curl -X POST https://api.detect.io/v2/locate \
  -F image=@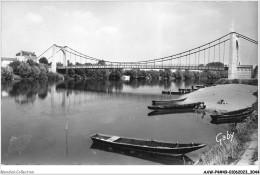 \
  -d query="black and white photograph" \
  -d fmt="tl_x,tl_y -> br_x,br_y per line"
1,1 -> 259,174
